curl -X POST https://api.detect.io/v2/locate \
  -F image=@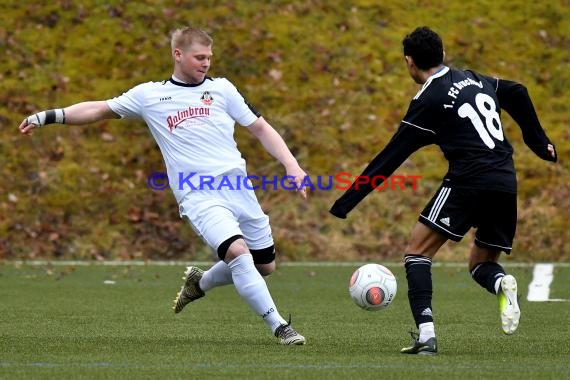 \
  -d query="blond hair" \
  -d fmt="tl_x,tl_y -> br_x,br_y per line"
171,27 -> 213,50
